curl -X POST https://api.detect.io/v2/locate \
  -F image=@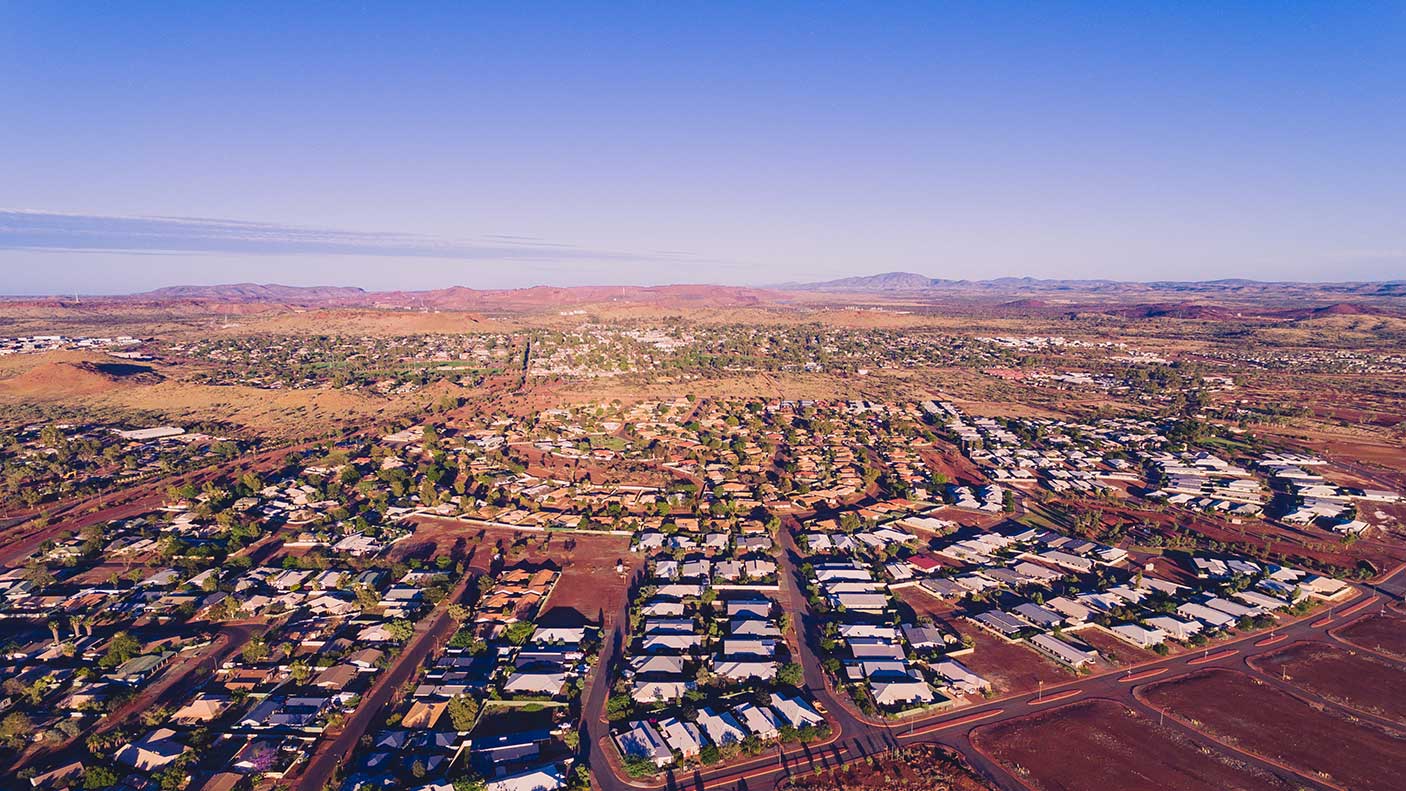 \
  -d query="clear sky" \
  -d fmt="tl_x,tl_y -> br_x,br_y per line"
2,2 -> 1403,294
